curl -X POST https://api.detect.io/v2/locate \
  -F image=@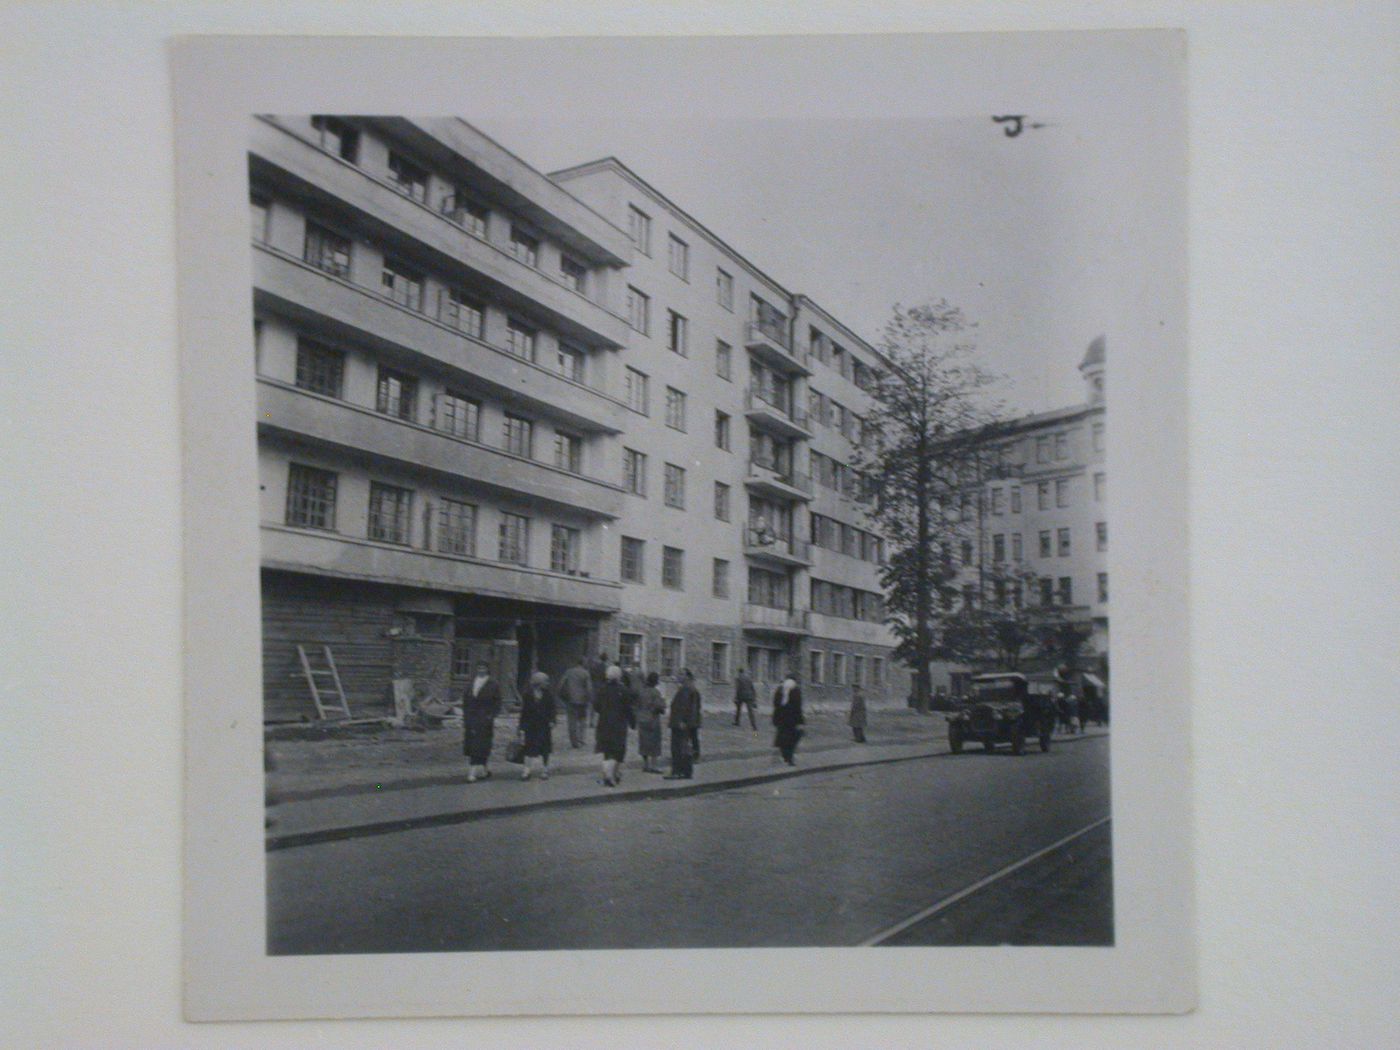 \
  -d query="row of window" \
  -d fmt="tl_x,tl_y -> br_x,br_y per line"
625,204 -> 738,314
810,579 -> 886,622
807,327 -> 879,391
975,473 -> 1106,519
808,649 -> 886,689
955,521 -> 1107,566
283,463 -> 584,572
964,572 -> 1108,608
807,388 -> 866,443
1026,423 -> 1105,464
619,538 -> 803,608
811,450 -> 874,502
809,513 -> 885,564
